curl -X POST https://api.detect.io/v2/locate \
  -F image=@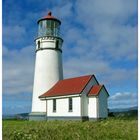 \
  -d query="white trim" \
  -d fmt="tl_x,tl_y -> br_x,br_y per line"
96,97 -> 99,118
40,94 -> 81,100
